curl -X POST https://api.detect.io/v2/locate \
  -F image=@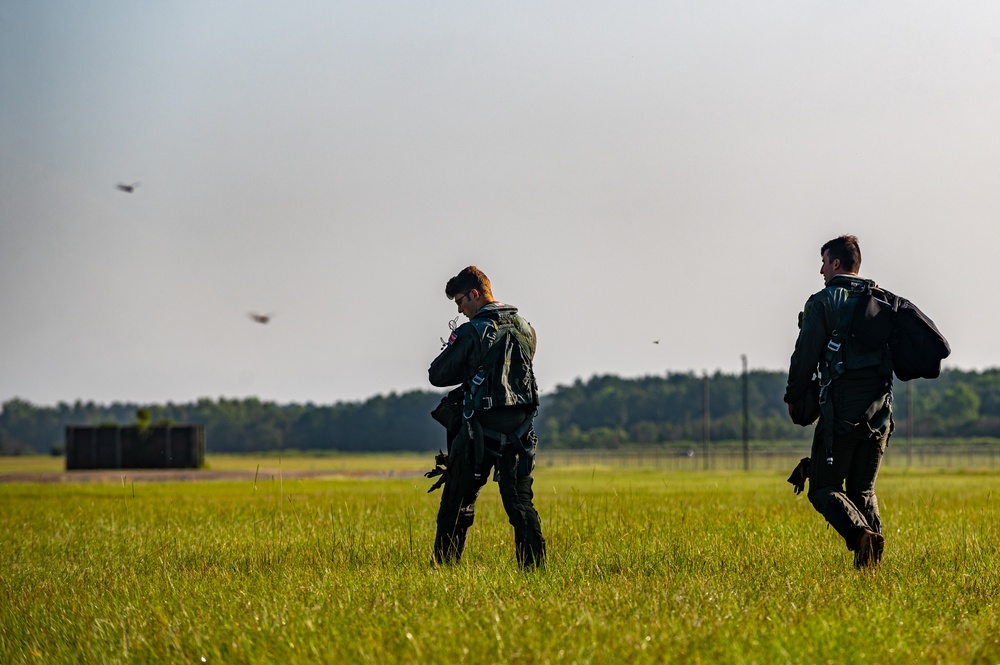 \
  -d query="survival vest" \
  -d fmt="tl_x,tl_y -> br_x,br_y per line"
819,277 -> 888,384
814,275 -> 950,464
464,305 -> 539,413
